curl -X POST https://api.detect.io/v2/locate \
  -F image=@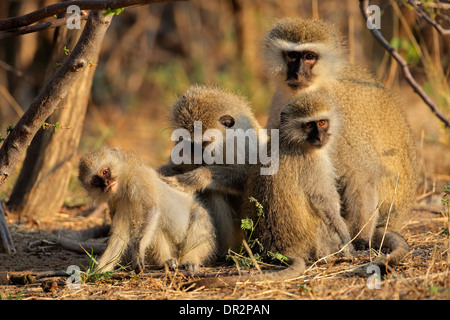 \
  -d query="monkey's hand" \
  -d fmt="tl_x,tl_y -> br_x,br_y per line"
339,241 -> 356,257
